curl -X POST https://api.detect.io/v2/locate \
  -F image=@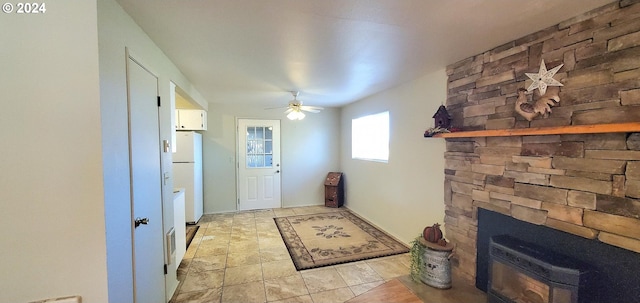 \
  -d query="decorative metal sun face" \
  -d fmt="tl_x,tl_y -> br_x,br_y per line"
525,59 -> 564,95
